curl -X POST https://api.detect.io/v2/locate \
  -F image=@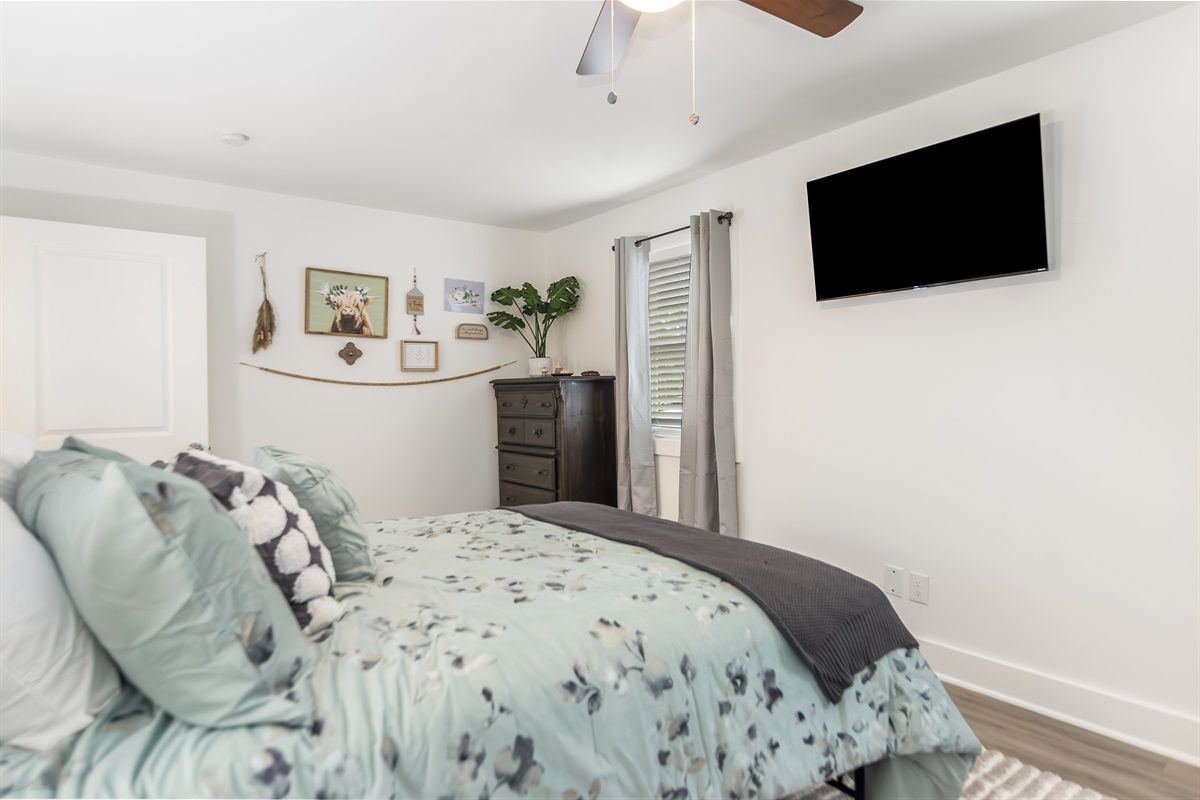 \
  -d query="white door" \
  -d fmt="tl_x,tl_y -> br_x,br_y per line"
1,216 -> 208,462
